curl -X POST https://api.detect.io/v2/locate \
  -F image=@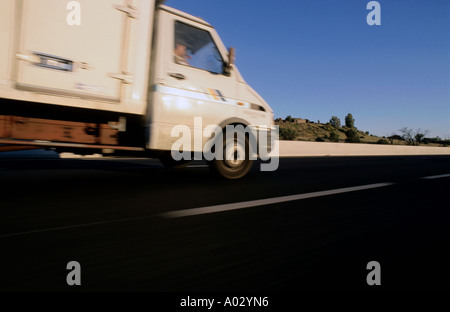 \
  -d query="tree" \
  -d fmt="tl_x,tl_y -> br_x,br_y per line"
285,115 -> 294,122
423,136 -> 442,145
399,127 -> 415,145
345,113 -> 355,128
388,133 -> 404,144
399,127 -> 430,146
345,128 -> 360,143
329,116 -> 341,128
414,131 -> 428,145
